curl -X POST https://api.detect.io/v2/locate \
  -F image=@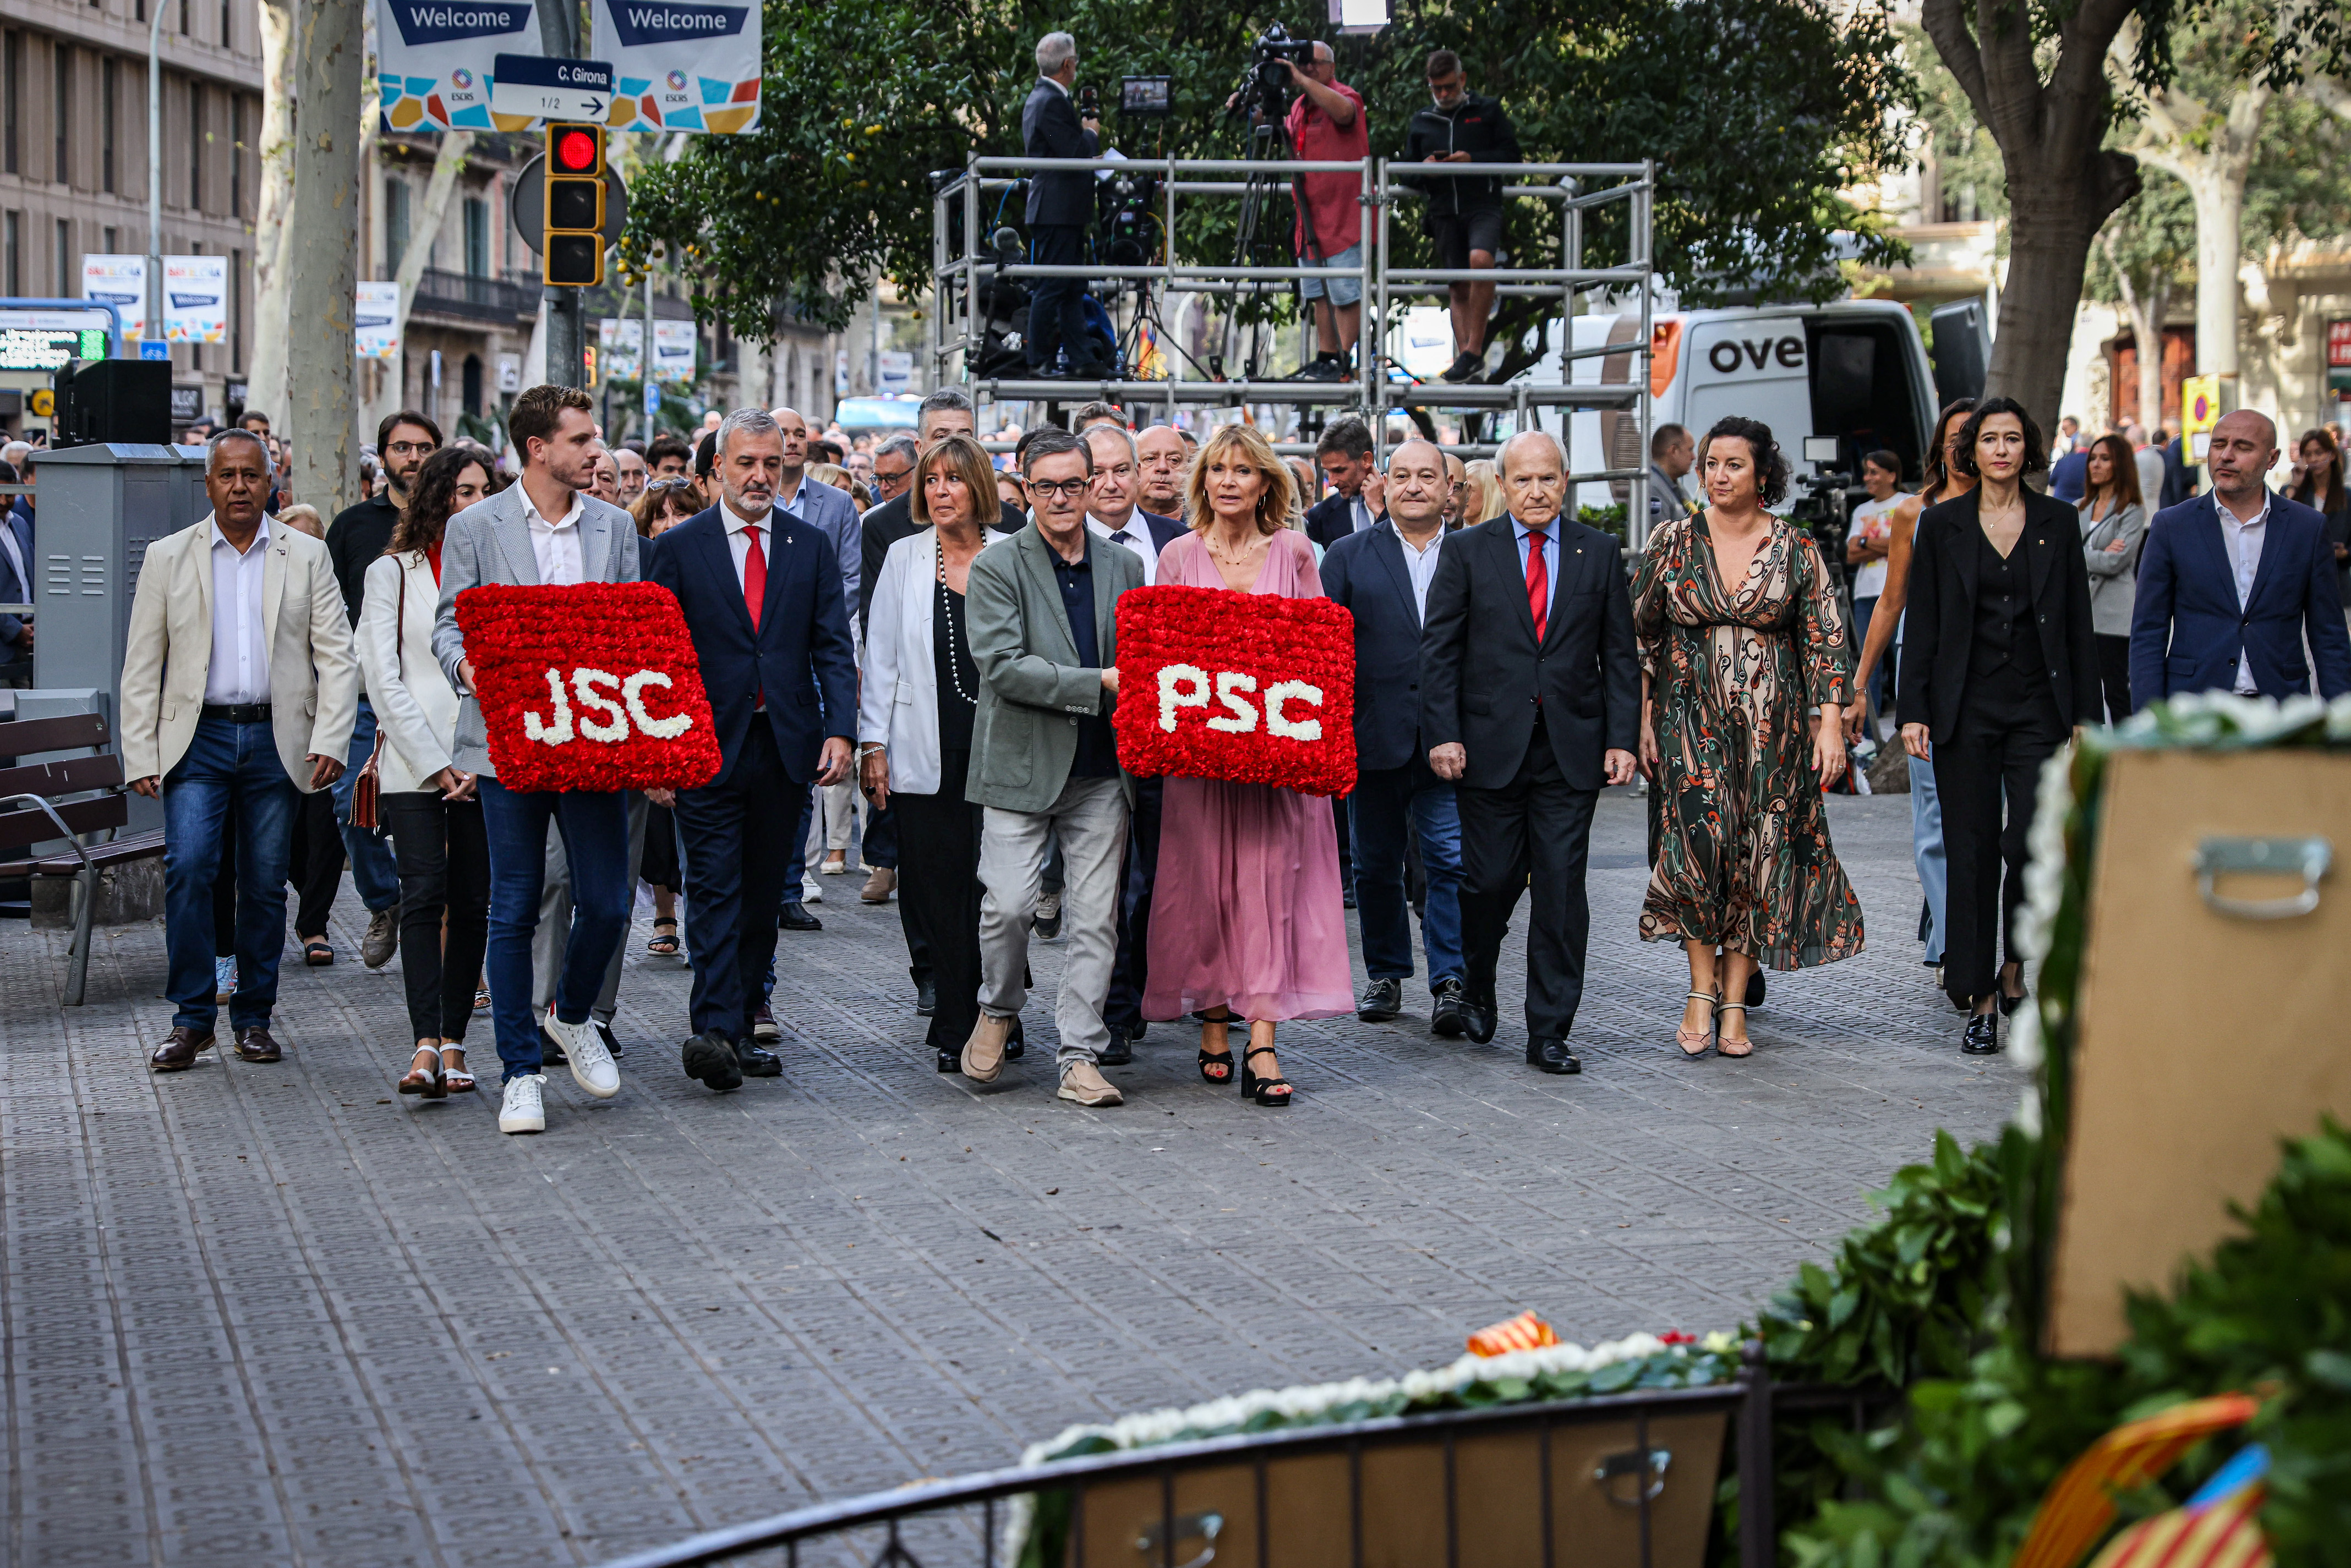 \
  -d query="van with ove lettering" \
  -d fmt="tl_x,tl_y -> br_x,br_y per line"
1511,299 -> 1939,520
